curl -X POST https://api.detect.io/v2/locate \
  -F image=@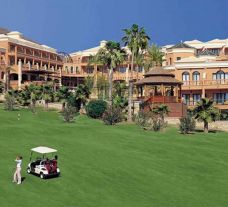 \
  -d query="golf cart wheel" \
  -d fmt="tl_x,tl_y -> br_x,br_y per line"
27,168 -> 31,174
40,173 -> 45,179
